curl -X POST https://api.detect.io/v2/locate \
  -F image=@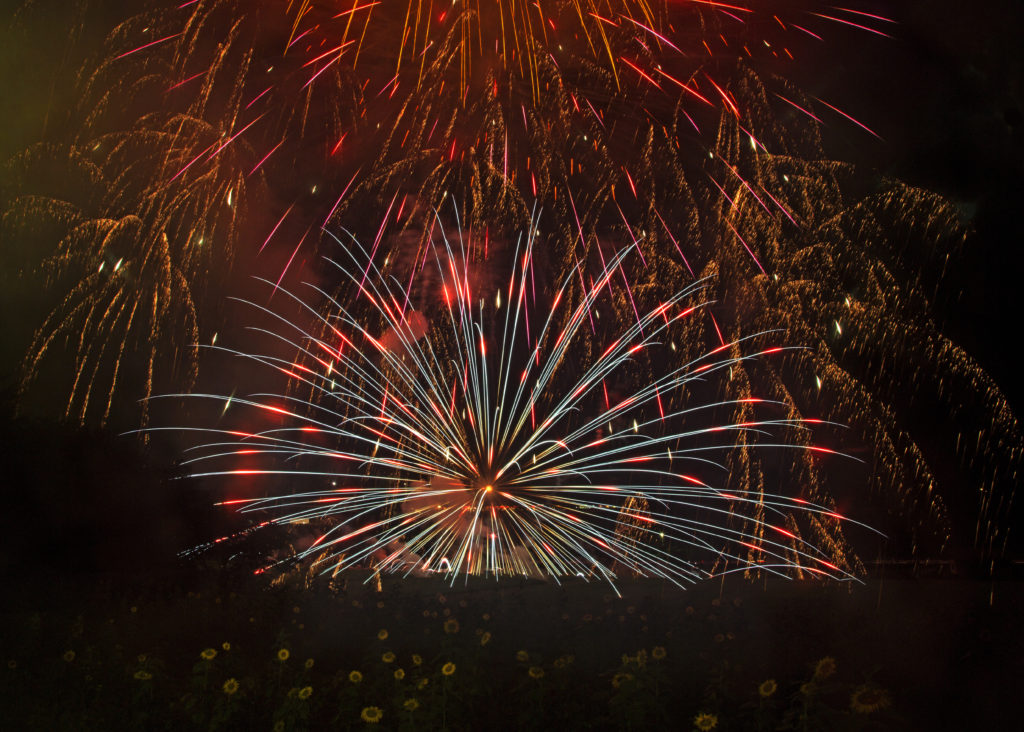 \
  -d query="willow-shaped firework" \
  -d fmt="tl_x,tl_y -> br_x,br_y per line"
166,213 -> 869,590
